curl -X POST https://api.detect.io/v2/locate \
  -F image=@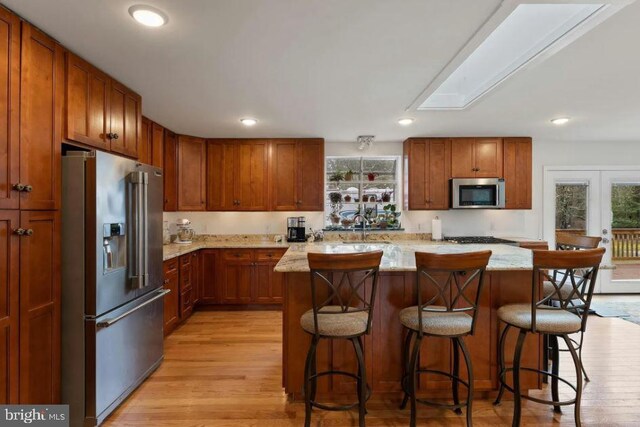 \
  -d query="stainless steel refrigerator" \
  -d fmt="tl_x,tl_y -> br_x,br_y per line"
61,150 -> 166,427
